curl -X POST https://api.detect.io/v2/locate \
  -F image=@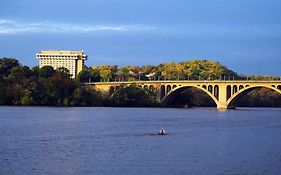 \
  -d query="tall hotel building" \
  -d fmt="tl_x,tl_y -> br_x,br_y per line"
36,50 -> 87,78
